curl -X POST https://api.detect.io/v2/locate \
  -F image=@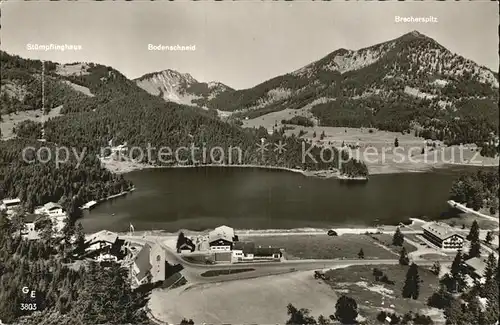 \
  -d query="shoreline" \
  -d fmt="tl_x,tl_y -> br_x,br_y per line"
100,156 -> 498,179
115,219 -> 426,238
99,157 -> 369,180
80,187 -> 135,210
368,161 -> 499,175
